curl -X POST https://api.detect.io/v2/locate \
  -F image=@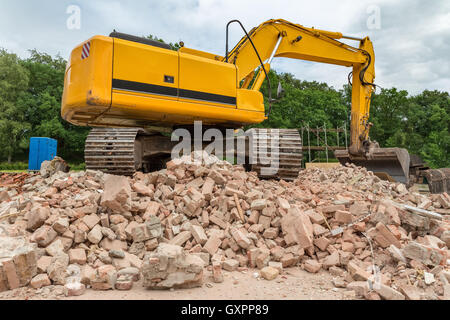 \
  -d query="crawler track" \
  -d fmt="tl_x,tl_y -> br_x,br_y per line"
248,128 -> 303,181
84,128 -> 141,176
85,127 -> 304,181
